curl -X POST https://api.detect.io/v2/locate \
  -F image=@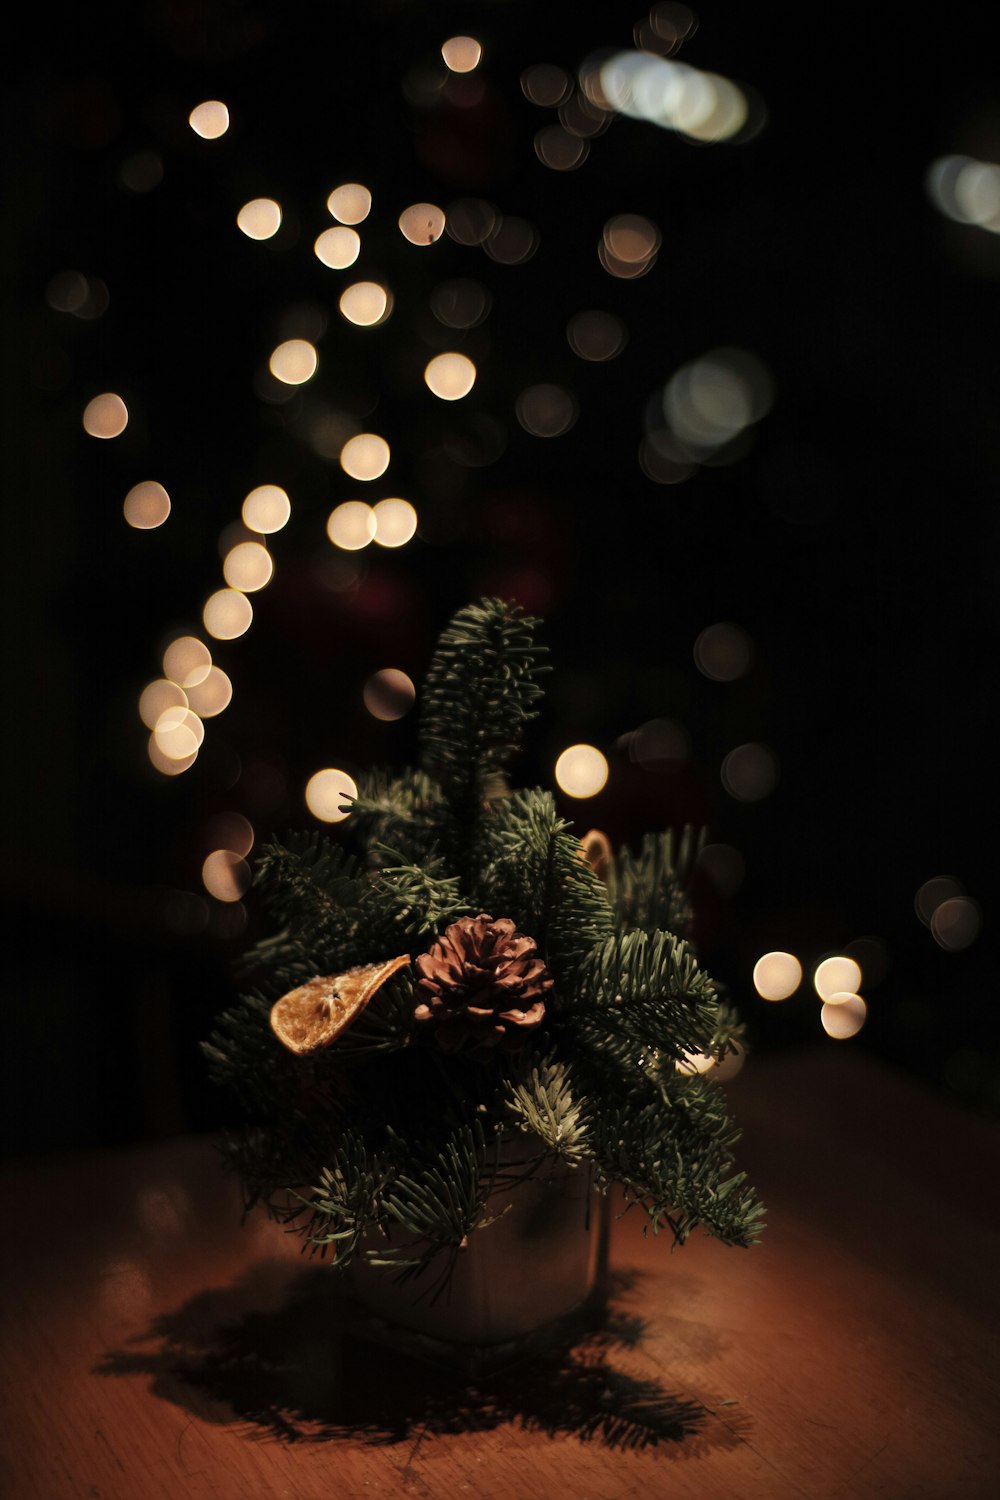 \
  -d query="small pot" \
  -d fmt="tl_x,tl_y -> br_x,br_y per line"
349,1151 -> 608,1370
